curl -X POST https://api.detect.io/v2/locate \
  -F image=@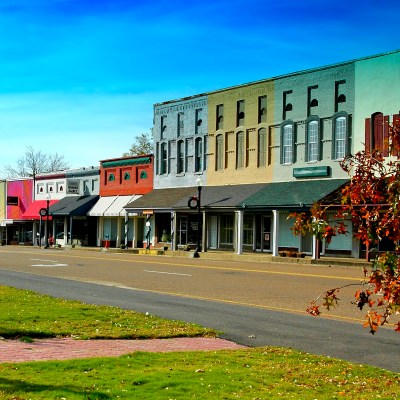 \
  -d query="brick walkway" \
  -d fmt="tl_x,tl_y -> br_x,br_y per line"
0,337 -> 247,363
